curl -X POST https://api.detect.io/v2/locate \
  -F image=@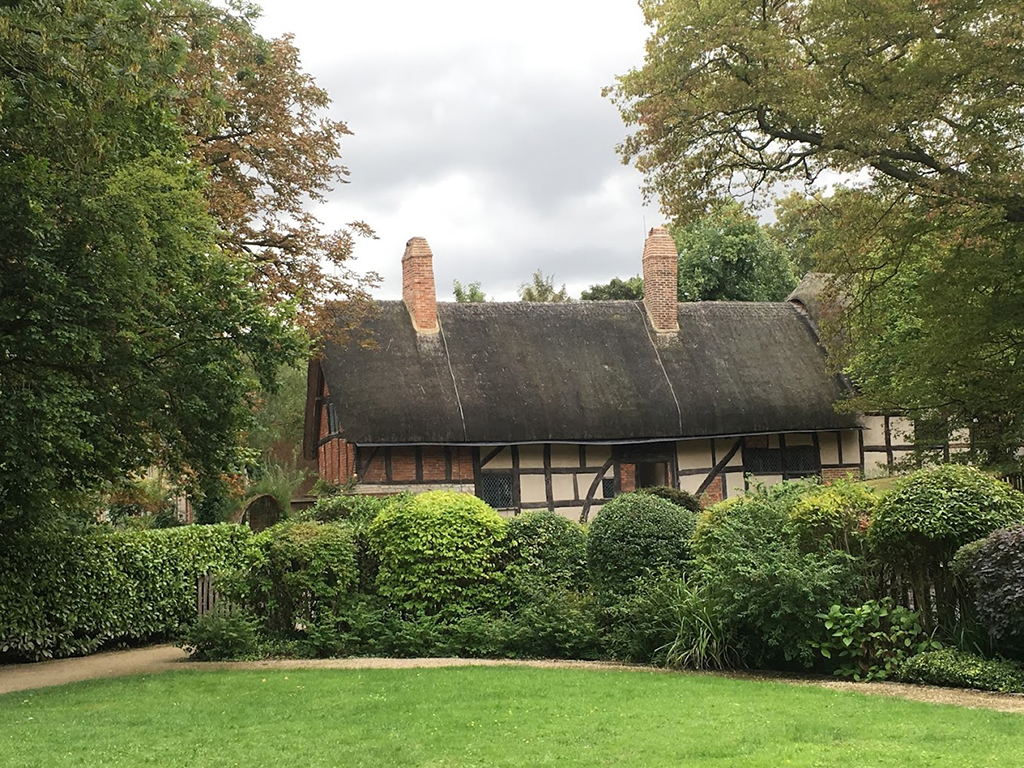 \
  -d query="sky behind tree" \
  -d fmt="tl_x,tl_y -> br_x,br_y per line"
253,0 -> 652,300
